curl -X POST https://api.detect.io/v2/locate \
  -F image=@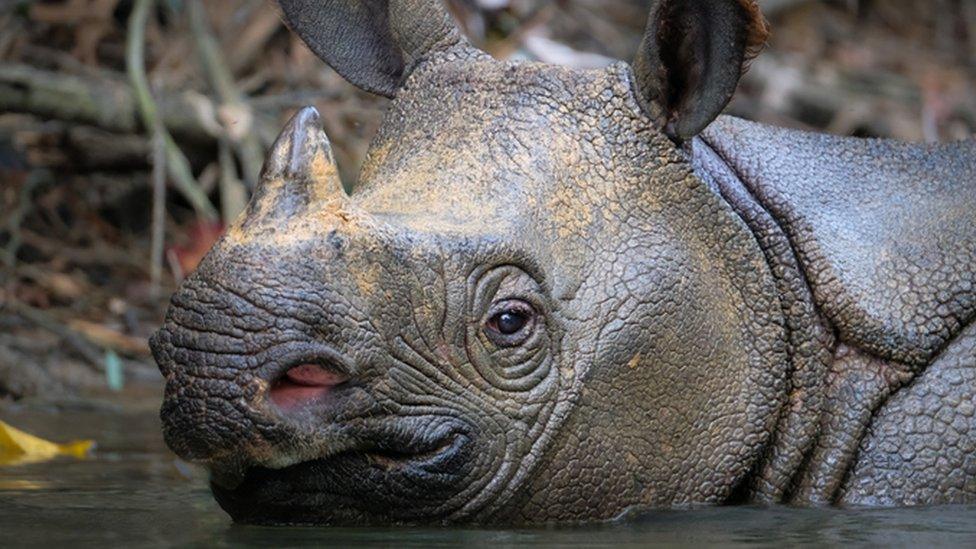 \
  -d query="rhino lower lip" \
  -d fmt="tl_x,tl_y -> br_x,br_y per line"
210,428 -> 470,496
